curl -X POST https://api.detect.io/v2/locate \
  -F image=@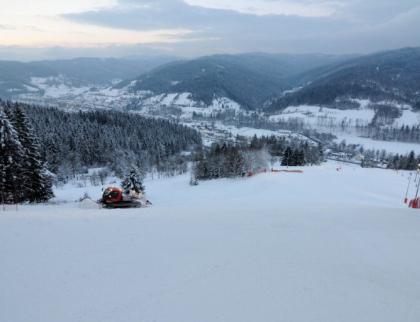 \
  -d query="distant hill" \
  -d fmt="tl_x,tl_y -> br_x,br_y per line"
120,53 -> 354,110
4,49 -> 418,114
0,56 -> 178,98
266,47 -> 420,112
